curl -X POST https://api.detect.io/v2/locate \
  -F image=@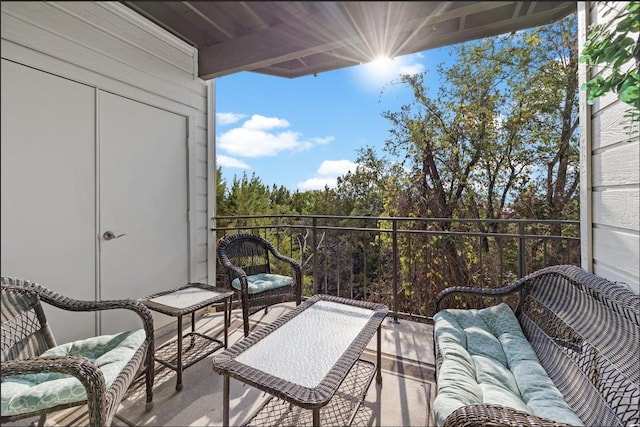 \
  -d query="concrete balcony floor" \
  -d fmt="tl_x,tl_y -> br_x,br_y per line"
8,302 -> 437,426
